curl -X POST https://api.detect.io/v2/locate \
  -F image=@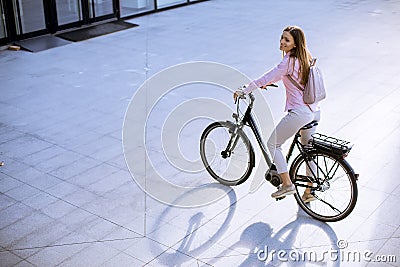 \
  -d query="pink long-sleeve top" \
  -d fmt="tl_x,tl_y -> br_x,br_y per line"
243,53 -> 319,112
